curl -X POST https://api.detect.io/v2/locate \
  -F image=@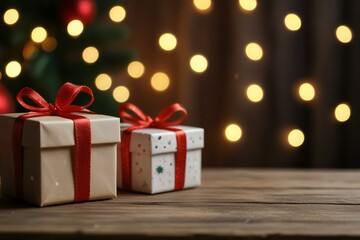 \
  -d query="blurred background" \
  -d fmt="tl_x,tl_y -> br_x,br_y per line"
1,0 -> 360,168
